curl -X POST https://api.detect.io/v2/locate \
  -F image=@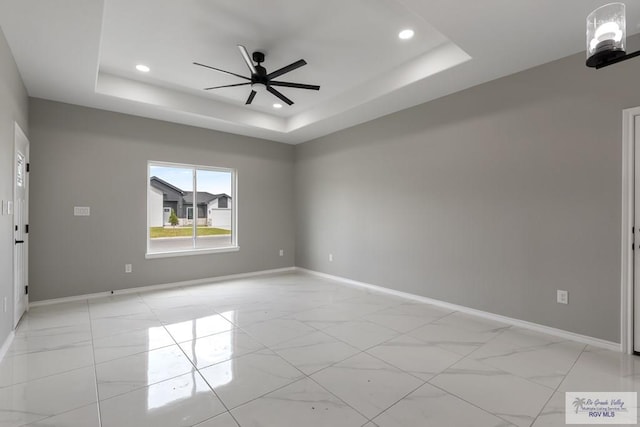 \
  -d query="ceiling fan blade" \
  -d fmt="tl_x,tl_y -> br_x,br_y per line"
205,82 -> 251,90
267,59 -> 307,80
267,86 -> 294,105
193,62 -> 250,81
237,45 -> 257,75
246,90 -> 257,105
269,81 -> 320,91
